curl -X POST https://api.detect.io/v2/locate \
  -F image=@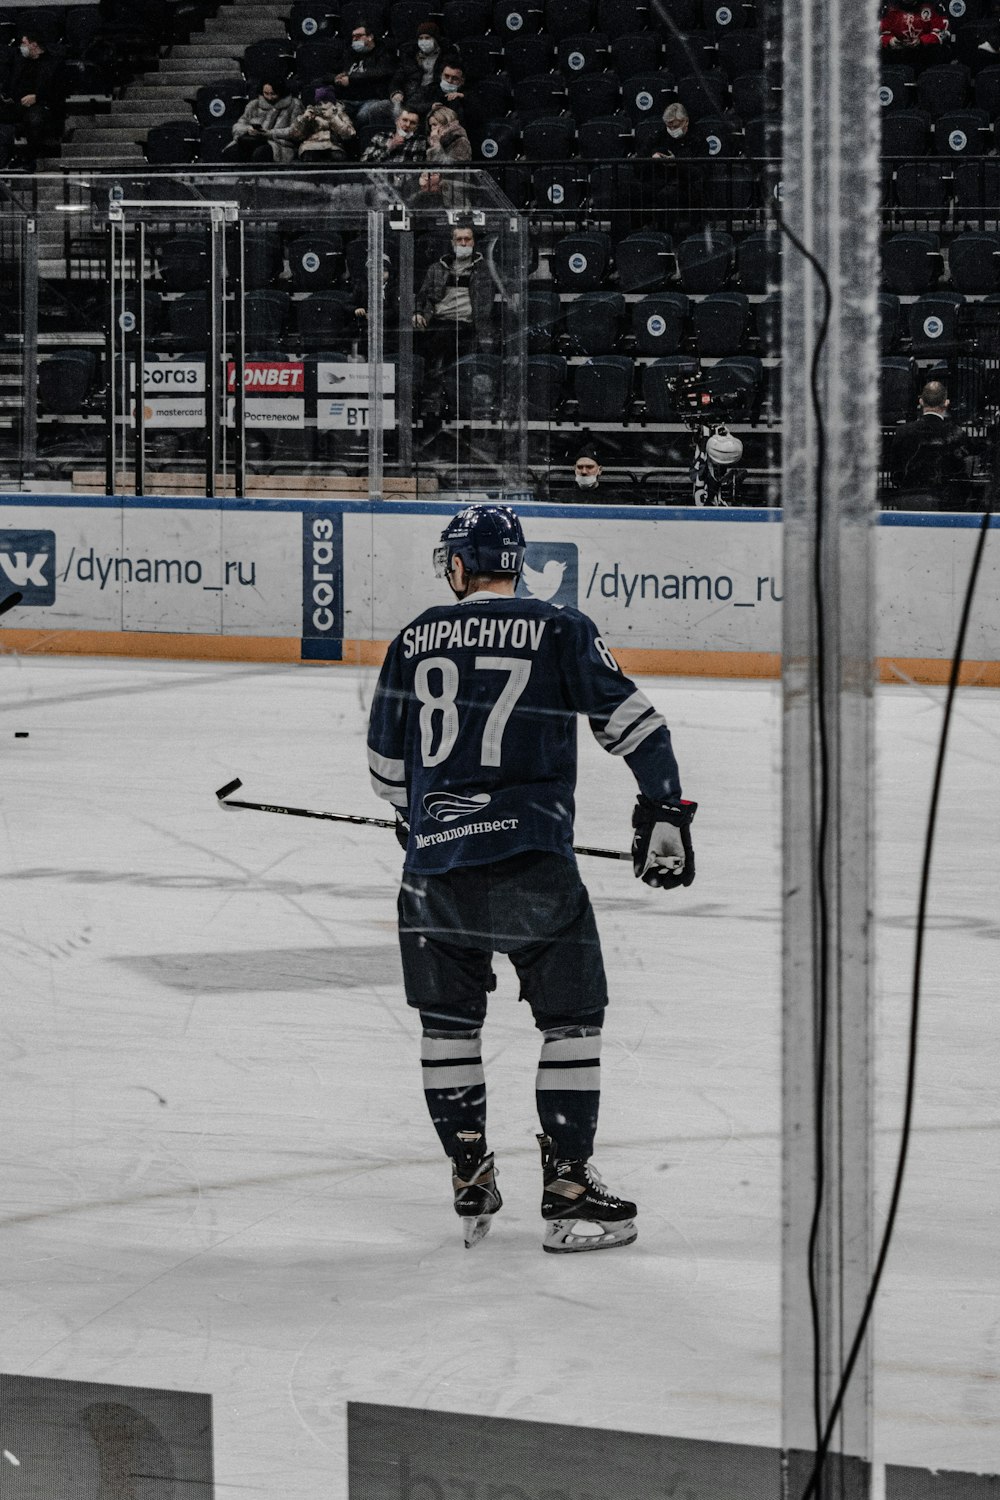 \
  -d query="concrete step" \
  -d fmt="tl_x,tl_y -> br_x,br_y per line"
72,127 -> 154,142
170,41 -> 248,56
59,141 -> 145,160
